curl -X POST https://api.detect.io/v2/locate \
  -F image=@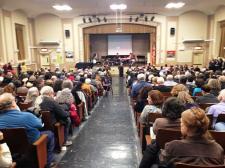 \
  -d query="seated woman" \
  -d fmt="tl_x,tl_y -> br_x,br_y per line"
170,84 -> 189,97
153,97 -> 185,136
140,90 -> 163,125
208,89 -> 225,129
160,107 -> 224,167
177,91 -> 197,110
25,87 -> 39,105
139,97 -> 185,168
208,78 -> 221,97
134,86 -> 152,113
